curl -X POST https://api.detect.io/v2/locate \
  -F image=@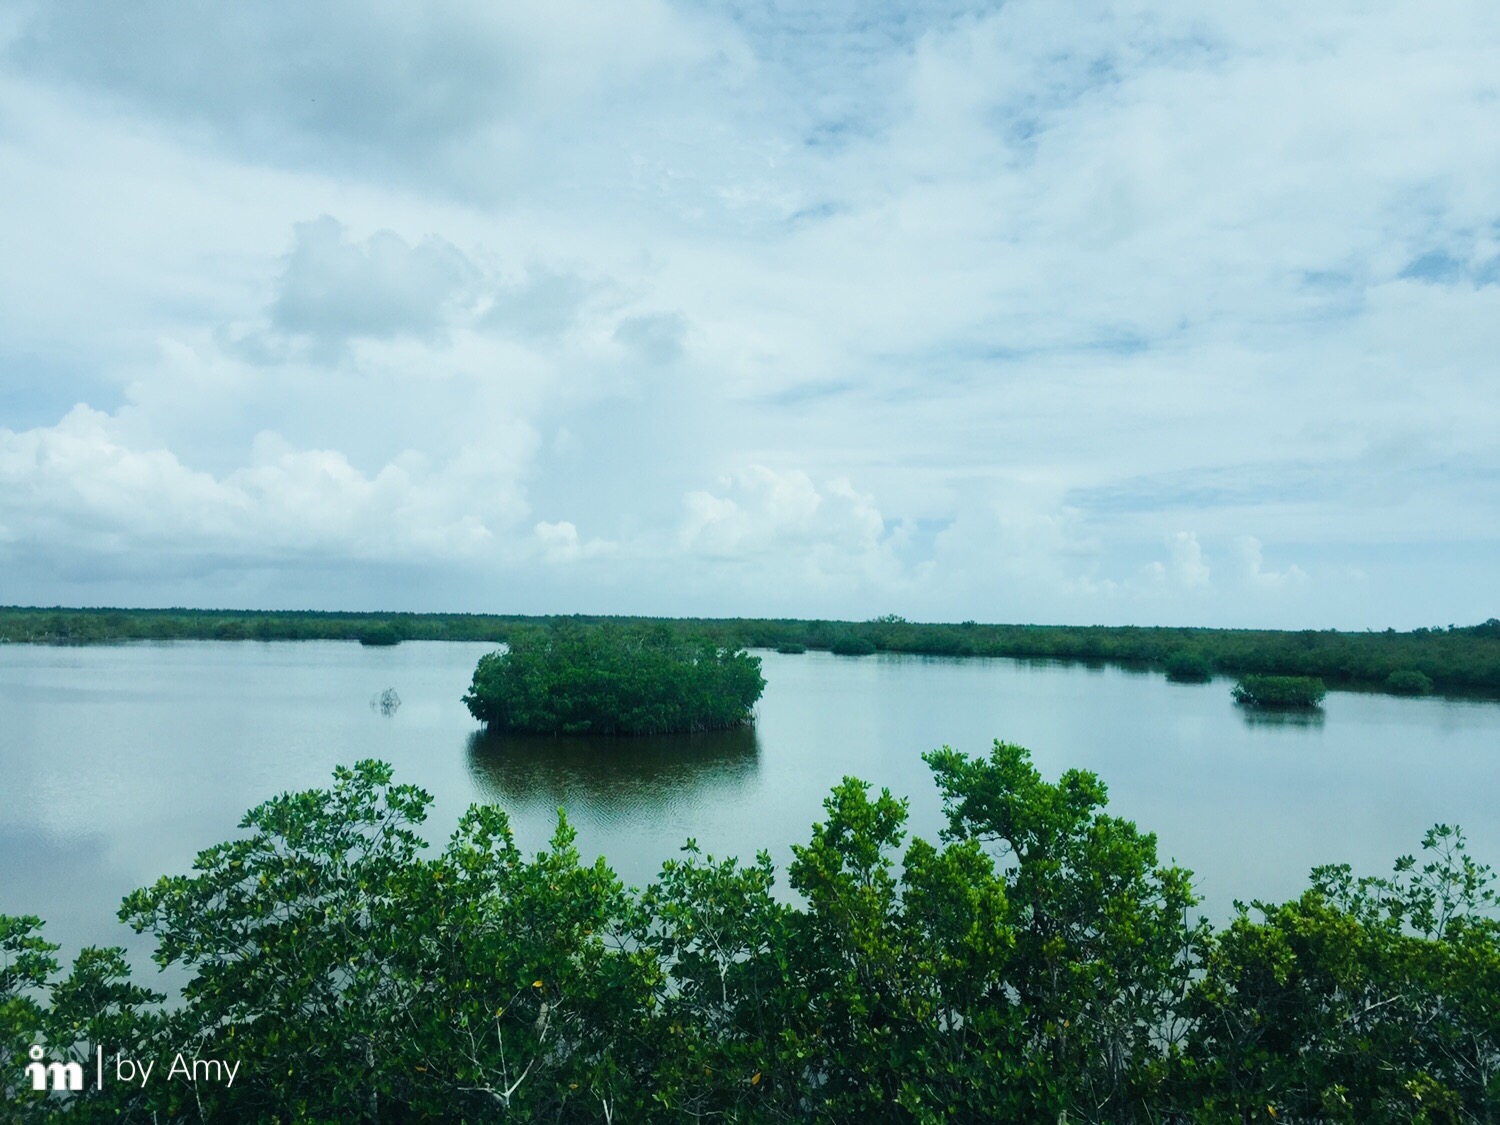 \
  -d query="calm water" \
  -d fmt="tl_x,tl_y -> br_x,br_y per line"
2,641 -> 1497,966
